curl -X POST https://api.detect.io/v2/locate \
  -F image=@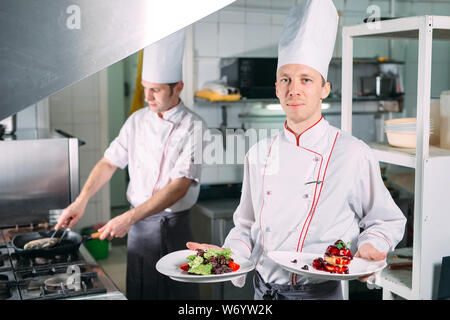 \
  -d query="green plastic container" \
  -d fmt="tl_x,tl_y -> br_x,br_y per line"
81,227 -> 109,260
